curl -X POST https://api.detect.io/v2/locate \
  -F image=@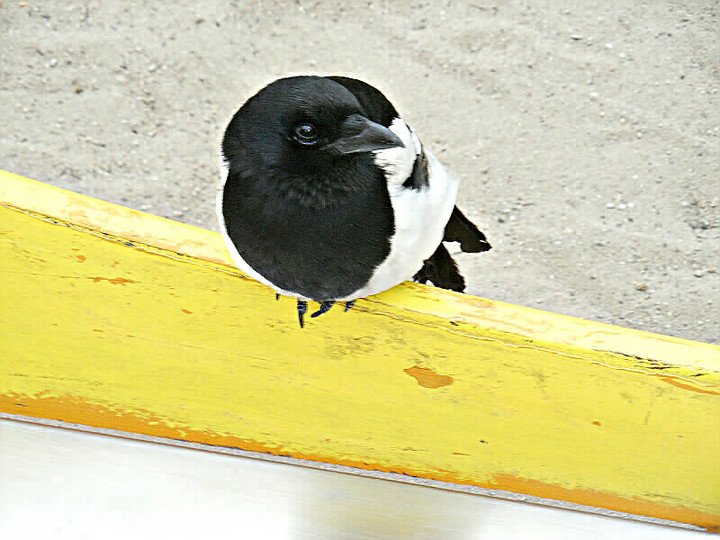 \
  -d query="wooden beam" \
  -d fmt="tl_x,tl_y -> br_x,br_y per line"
1,170 -> 718,531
